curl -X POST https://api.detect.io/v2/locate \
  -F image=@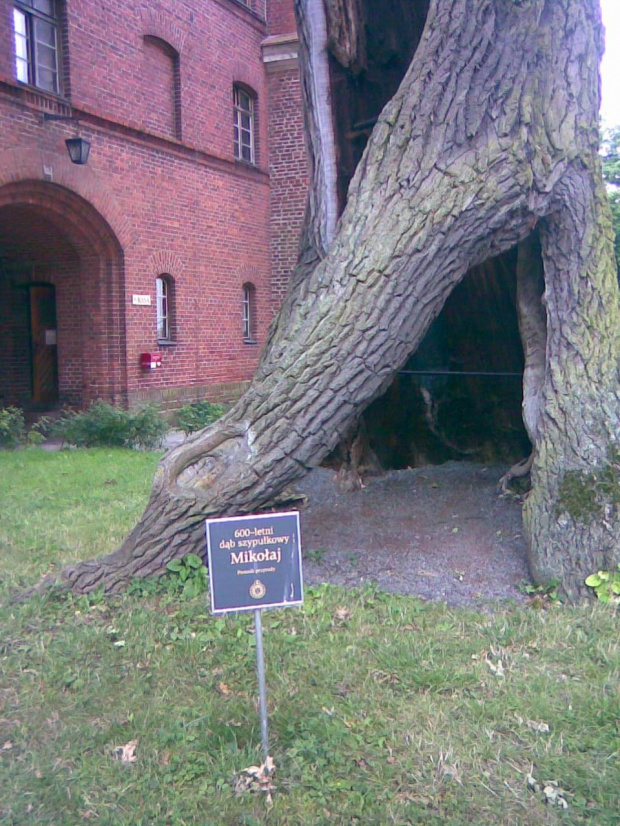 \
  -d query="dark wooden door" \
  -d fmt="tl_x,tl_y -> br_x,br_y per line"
30,285 -> 58,405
